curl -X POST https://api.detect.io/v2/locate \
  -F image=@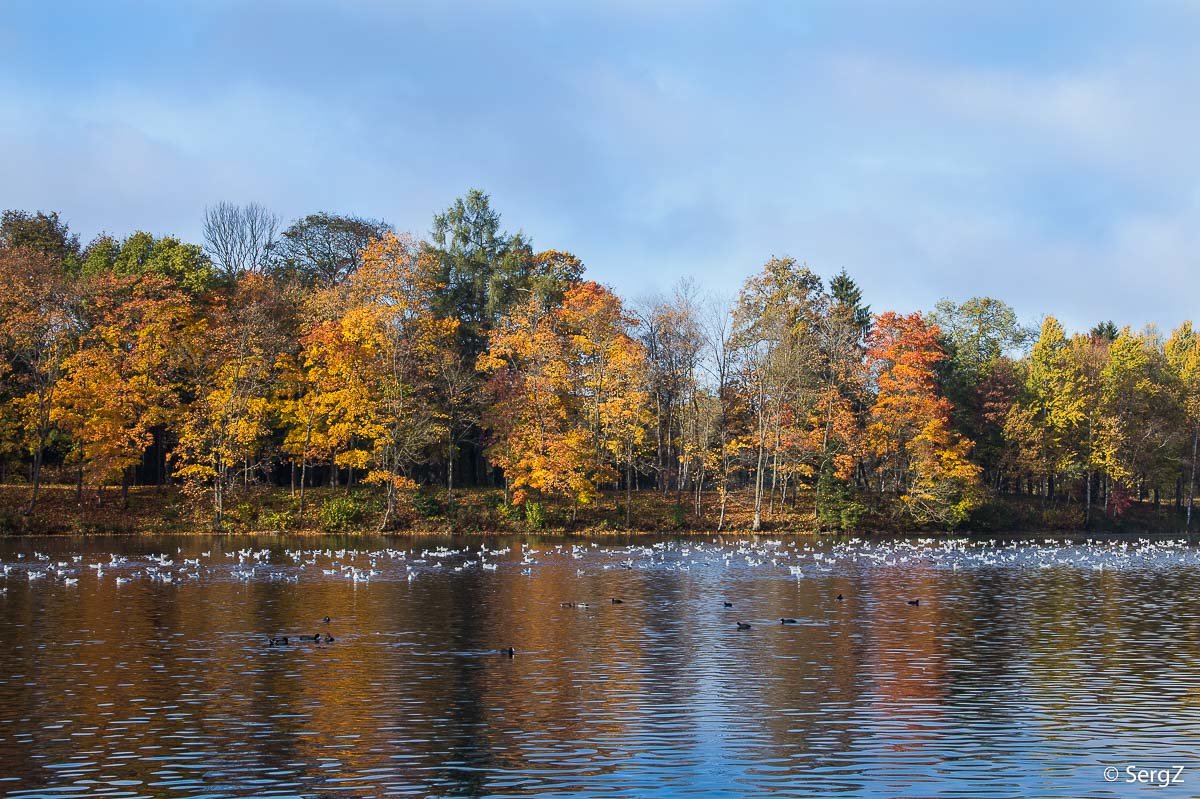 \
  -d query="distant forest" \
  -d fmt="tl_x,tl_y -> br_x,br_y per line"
1,191 -> 1197,532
